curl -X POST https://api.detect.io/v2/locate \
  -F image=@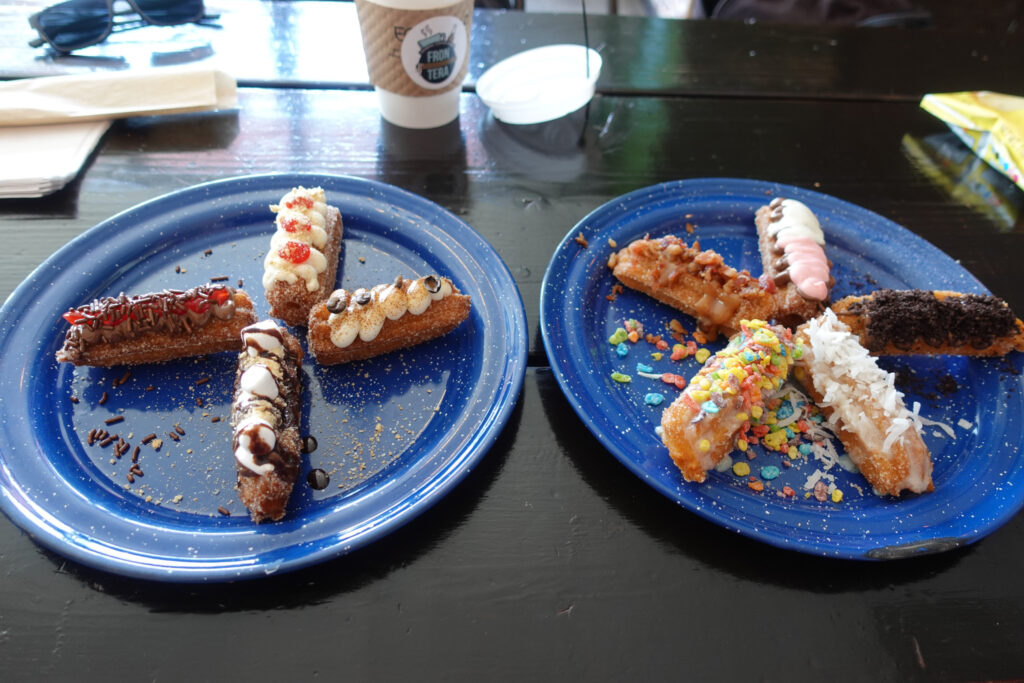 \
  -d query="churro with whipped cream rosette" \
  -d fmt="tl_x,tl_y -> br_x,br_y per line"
263,186 -> 343,327
308,274 -> 471,365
